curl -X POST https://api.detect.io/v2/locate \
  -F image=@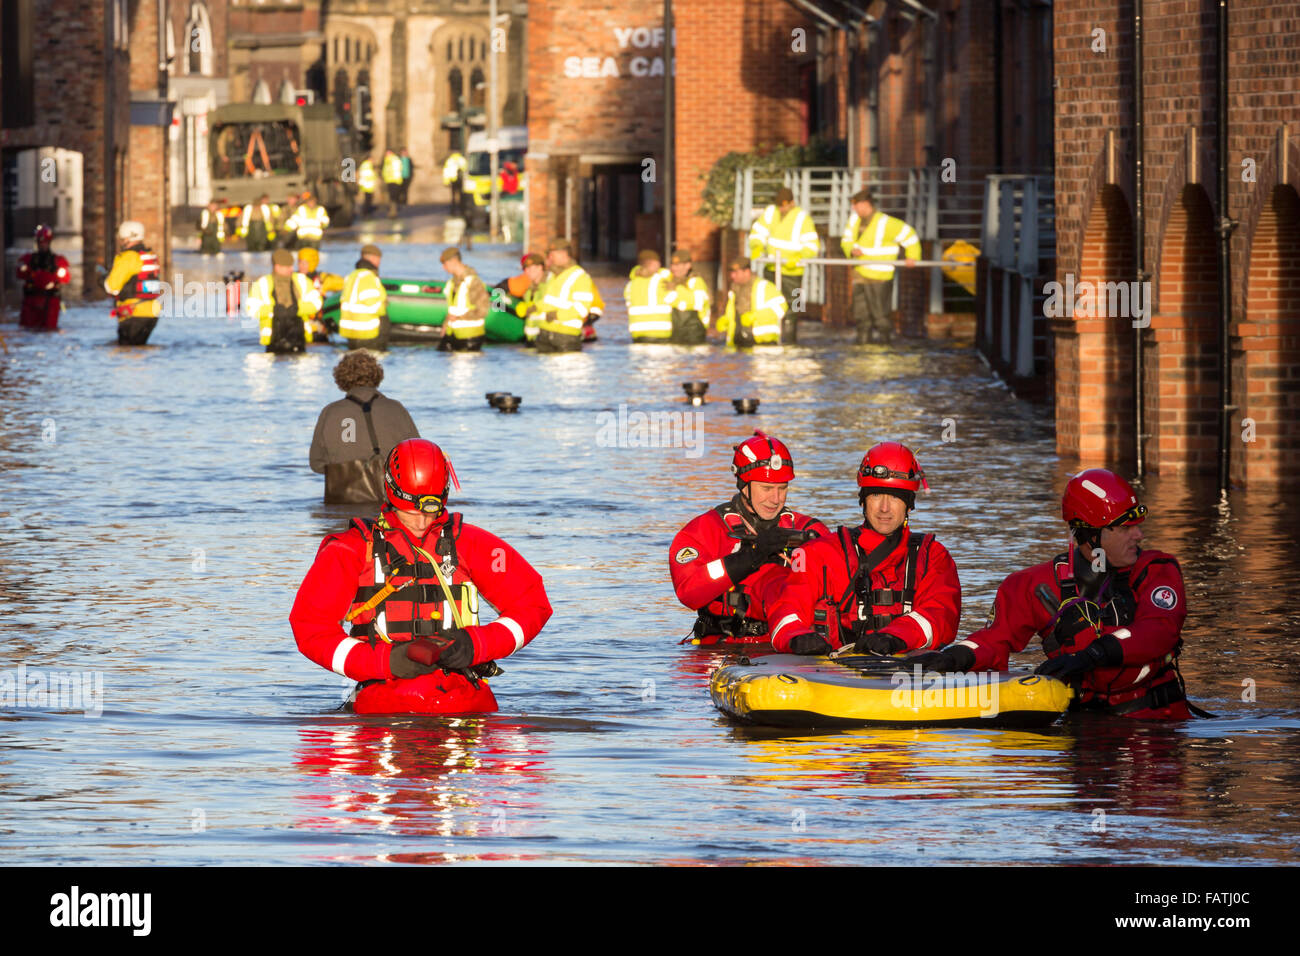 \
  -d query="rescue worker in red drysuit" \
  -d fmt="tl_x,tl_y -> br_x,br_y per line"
290,439 -> 552,709
16,225 -> 70,330
766,442 -> 961,656
670,432 -> 830,645
912,469 -> 1196,720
